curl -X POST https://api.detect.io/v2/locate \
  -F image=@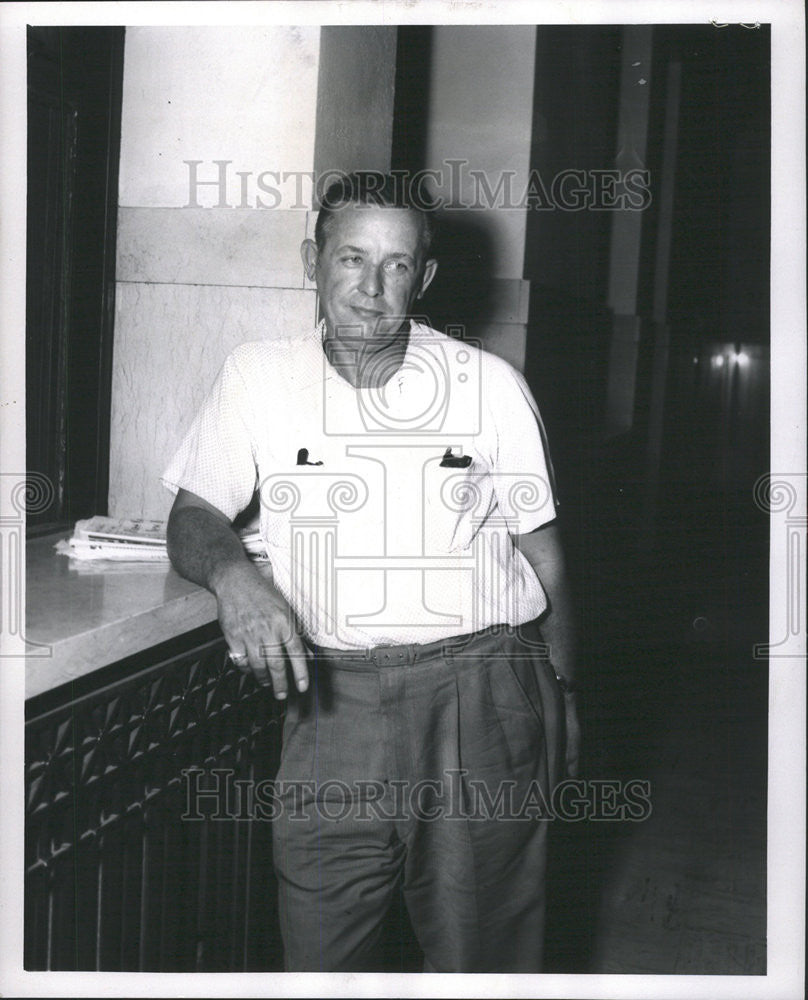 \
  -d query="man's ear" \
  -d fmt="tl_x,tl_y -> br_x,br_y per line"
300,239 -> 318,280
417,258 -> 438,299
